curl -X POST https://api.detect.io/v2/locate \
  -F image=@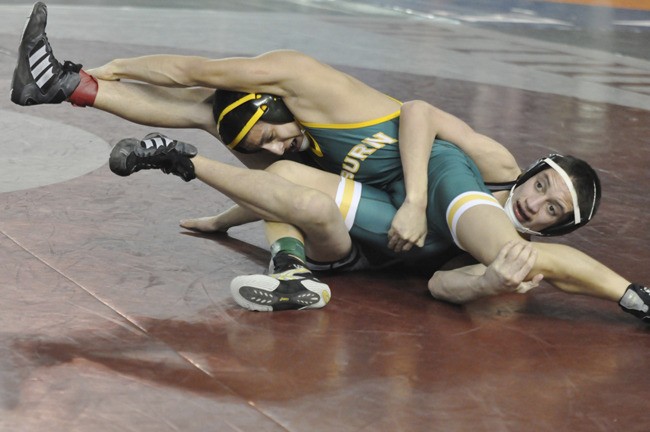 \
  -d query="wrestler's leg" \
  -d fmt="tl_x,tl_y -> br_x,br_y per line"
11,3 -> 219,136
195,156 -> 343,311
113,133 -> 352,310
191,155 -> 351,262
181,159 -> 344,233
229,220 -> 332,311
180,204 -> 258,233
93,80 -> 219,136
